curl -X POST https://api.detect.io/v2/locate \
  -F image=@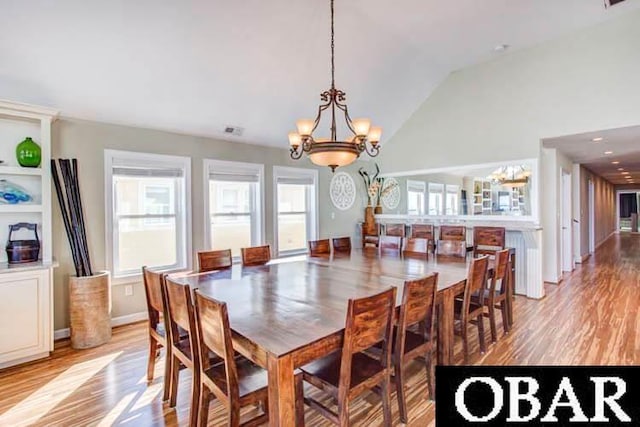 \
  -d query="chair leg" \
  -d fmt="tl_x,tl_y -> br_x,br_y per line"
381,373 -> 392,427
501,301 -> 510,334
295,374 -> 305,427
168,355 -> 180,408
162,344 -> 171,401
198,385 -> 211,427
338,398 -> 350,427
488,305 -> 498,343
189,370 -> 201,427
477,315 -> 486,354
425,352 -> 435,401
461,324 -> 469,365
395,360 -> 408,424
147,337 -> 159,382
229,404 -> 241,427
